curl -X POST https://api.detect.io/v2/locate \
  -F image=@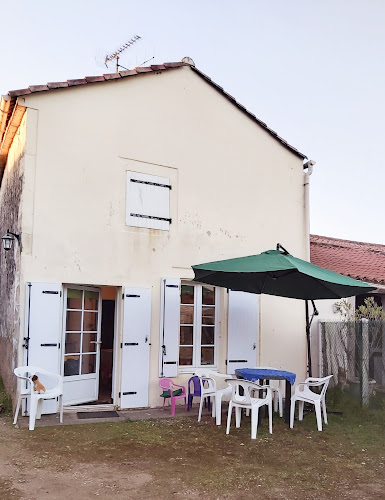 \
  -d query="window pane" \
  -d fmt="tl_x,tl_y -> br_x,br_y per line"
65,333 -> 81,353
180,305 -> 194,324
202,286 -> 215,305
67,289 -> 82,309
82,354 -> 96,374
84,291 -> 98,311
66,311 -> 81,331
180,326 -> 193,345
201,347 -> 214,365
82,333 -> 97,353
83,312 -> 98,331
201,326 -> 214,345
179,347 -> 193,366
64,356 -> 80,376
181,285 -> 194,304
202,306 -> 215,325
